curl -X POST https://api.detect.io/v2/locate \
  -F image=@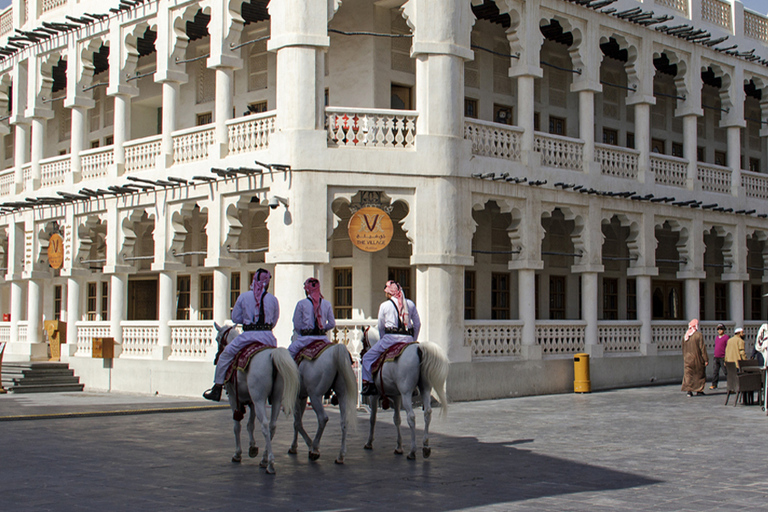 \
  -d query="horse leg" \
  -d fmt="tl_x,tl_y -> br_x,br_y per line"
232,416 -> 243,463
421,383 -> 432,458
289,399 -> 309,455
247,405 -> 259,458
263,395 -> 283,475
401,391 -> 417,460
307,393 -> 328,461
252,399 -> 275,474
393,396 -> 404,455
364,395 -> 378,450
334,380 -> 349,464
